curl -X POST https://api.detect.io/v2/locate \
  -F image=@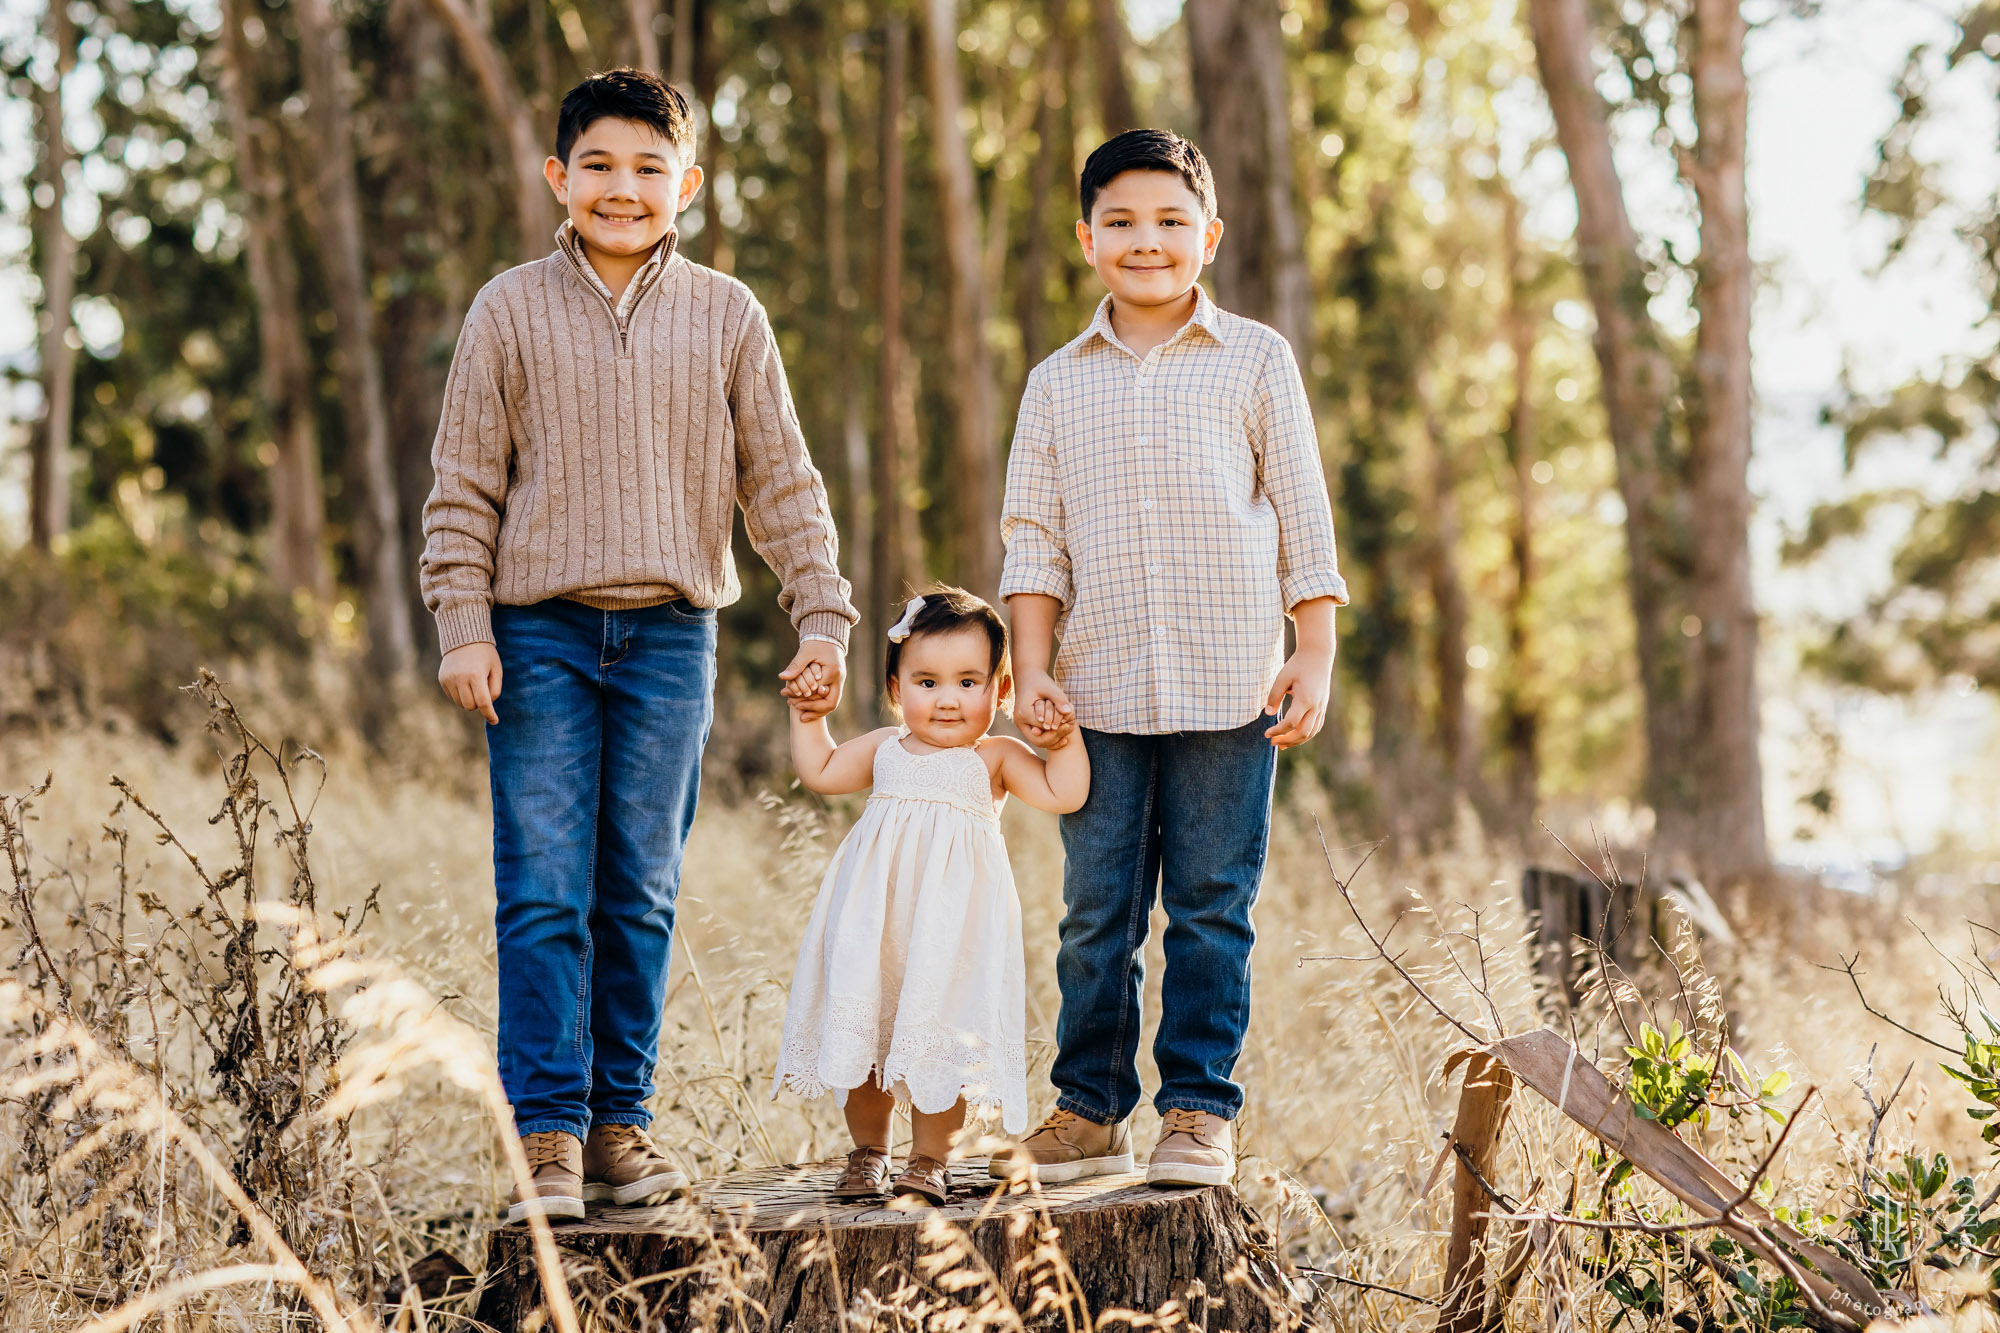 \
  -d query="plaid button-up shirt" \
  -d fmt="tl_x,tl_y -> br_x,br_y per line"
999,291 -> 1348,734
